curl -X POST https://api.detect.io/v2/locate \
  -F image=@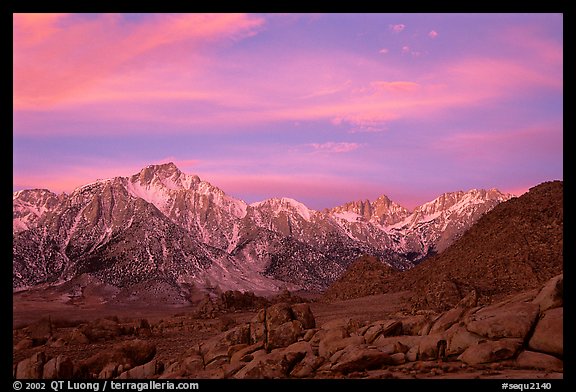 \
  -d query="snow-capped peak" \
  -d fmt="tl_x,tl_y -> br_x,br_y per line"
251,197 -> 313,221
328,194 -> 410,226
413,188 -> 511,217
125,164 -> 247,219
